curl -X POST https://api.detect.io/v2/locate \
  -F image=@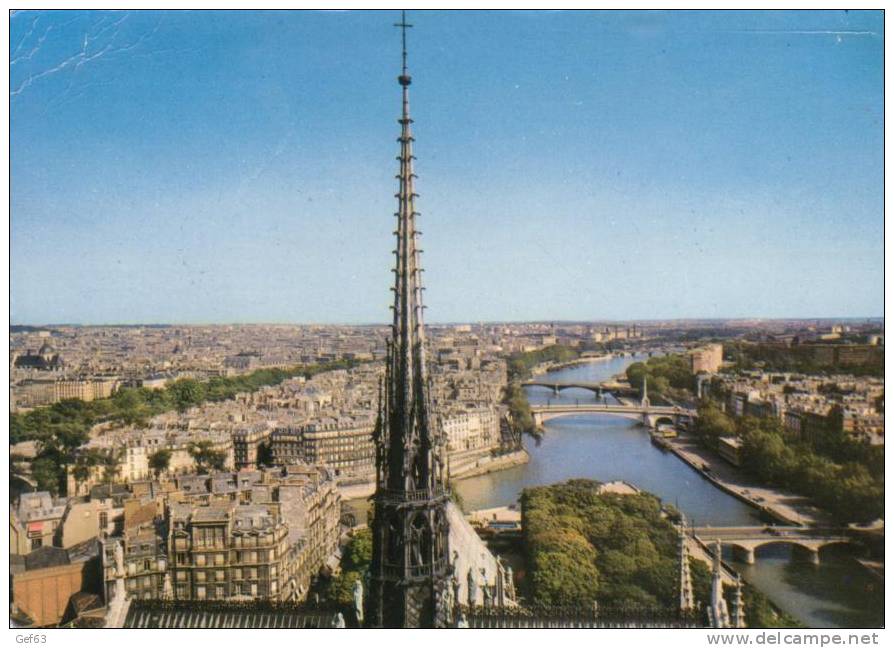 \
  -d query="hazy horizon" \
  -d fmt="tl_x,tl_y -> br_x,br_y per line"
10,315 -> 885,328
11,10 -> 884,324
